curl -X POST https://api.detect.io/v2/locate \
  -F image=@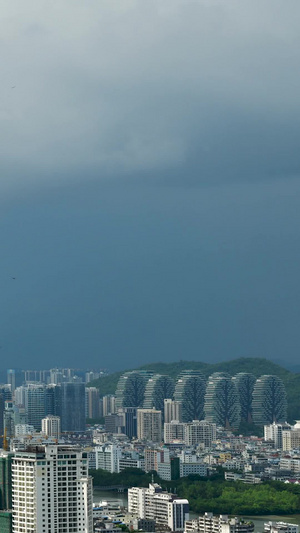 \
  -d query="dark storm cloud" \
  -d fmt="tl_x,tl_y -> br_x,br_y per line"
1,0 -> 300,193
1,1 -> 300,371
